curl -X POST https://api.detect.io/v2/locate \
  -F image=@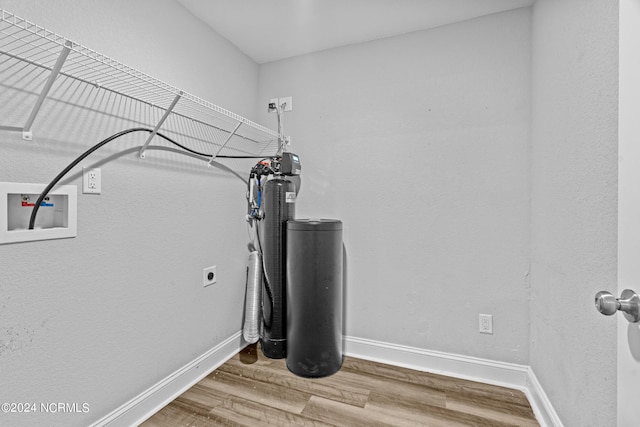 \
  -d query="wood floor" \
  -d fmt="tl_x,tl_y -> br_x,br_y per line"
142,344 -> 539,426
